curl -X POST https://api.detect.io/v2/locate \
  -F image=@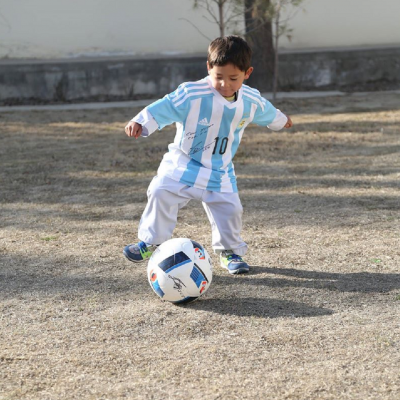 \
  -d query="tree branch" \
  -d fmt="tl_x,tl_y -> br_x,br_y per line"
179,18 -> 213,41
